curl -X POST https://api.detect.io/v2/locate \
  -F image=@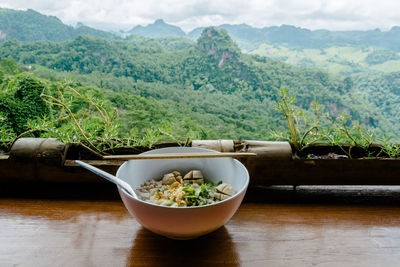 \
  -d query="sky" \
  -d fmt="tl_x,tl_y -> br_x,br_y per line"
1,0 -> 400,32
